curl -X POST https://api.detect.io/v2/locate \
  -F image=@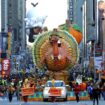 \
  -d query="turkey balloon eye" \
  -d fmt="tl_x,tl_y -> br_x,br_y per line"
58,40 -> 61,47
58,43 -> 61,47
